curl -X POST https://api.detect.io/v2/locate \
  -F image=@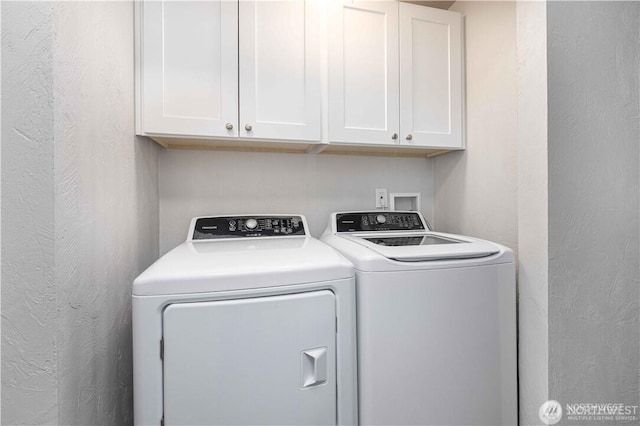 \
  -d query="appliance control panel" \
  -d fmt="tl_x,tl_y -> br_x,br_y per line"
192,216 -> 306,240
336,212 -> 426,232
